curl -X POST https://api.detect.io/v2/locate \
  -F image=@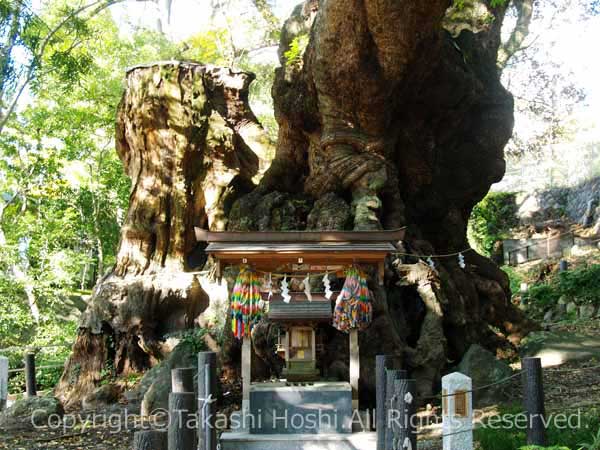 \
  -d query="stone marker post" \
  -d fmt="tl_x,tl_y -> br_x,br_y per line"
198,351 -> 217,450
522,357 -> 547,446
24,352 -> 36,397
0,356 -> 8,411
442,372 -> 473,450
